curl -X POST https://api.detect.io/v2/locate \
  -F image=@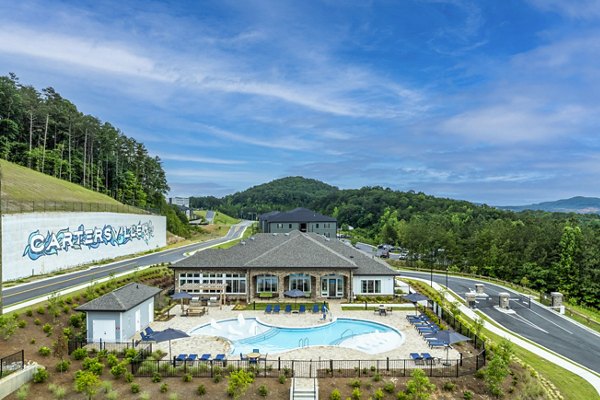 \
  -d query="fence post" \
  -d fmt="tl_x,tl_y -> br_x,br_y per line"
21,350 -> 24,370
403,359 -> 406,376
358,360 -> 361,377
476,353 -> 479,371
386,357 -> 389,372
291,360 -> 294,377
330,359 -> 333,375
456,360 -> 459,377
